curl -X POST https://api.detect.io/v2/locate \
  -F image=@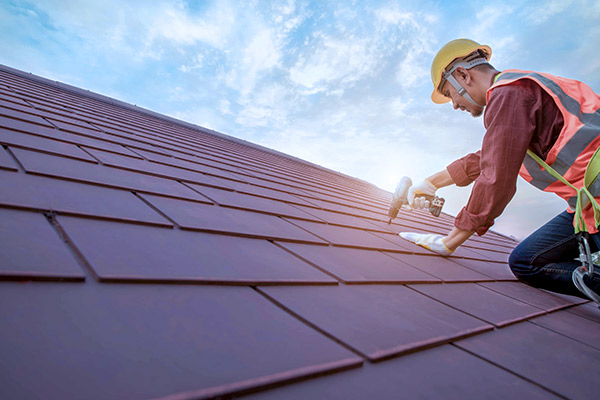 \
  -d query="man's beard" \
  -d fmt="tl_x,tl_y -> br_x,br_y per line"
470,107 -> 484,118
